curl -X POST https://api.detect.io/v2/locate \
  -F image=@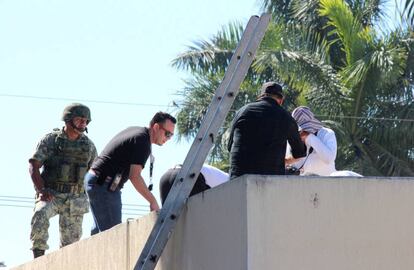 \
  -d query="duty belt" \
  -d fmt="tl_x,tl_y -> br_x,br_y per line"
89,169 -> 120,191
46,182 -> 85,194
89,169 -> 114,184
